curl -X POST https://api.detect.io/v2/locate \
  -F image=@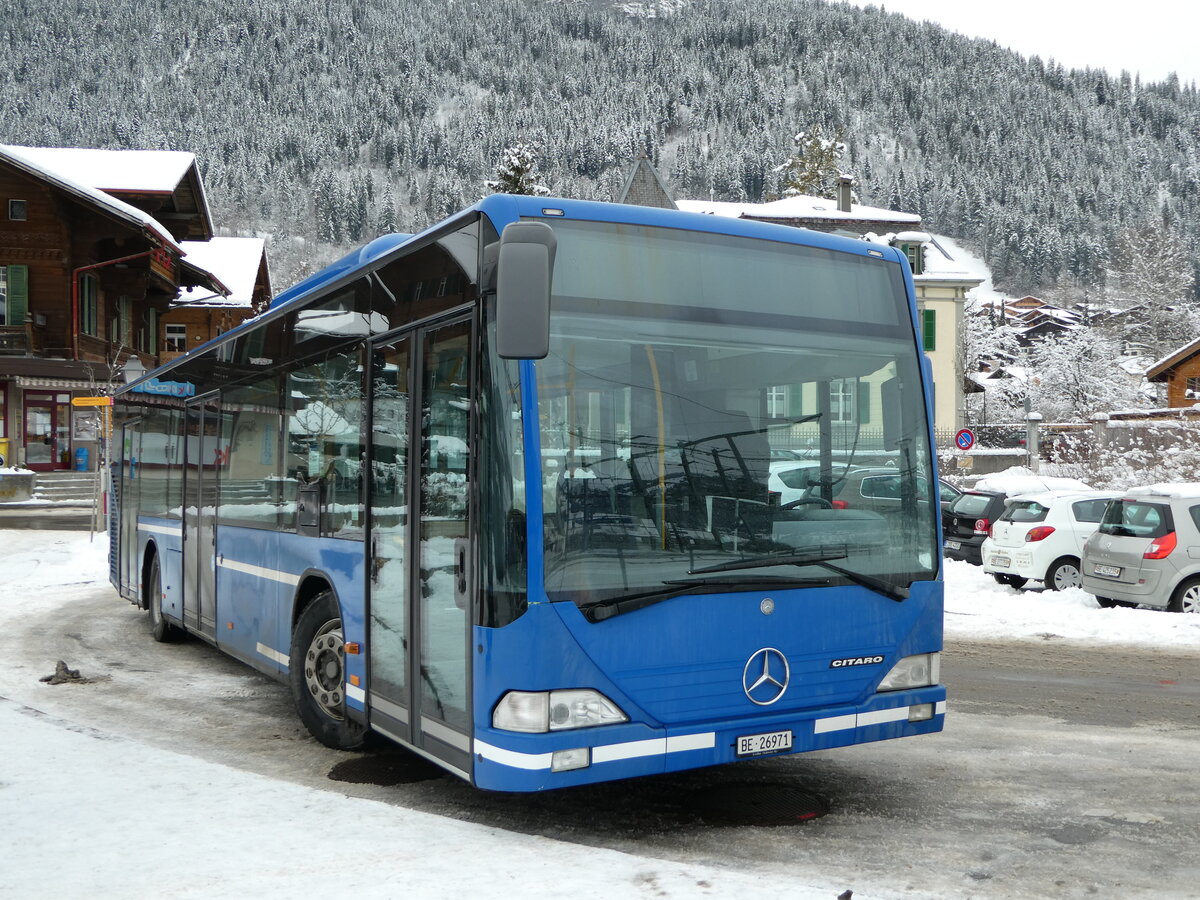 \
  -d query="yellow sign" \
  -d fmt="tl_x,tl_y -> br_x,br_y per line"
71,396 -> 113,407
